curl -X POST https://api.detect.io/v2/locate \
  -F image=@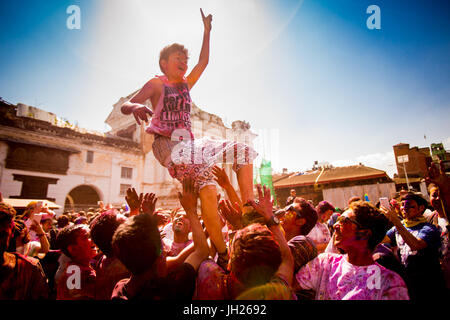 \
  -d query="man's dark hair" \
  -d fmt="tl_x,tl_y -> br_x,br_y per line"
90,212 -> 123,257
57,215 -> 70,228
56,225 -> 87,258
0,203 -> 16,254
0,202 -> 16,225
349,201 -> 390,250
7,218 -> 27,252
292,198 -> 318,235
112,213 -> 161,275
231,223 -> 281,287
316,201 -> 335,215
159,43 -> 189,73
401,192 -> 428,212
348,196 -> 361,205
